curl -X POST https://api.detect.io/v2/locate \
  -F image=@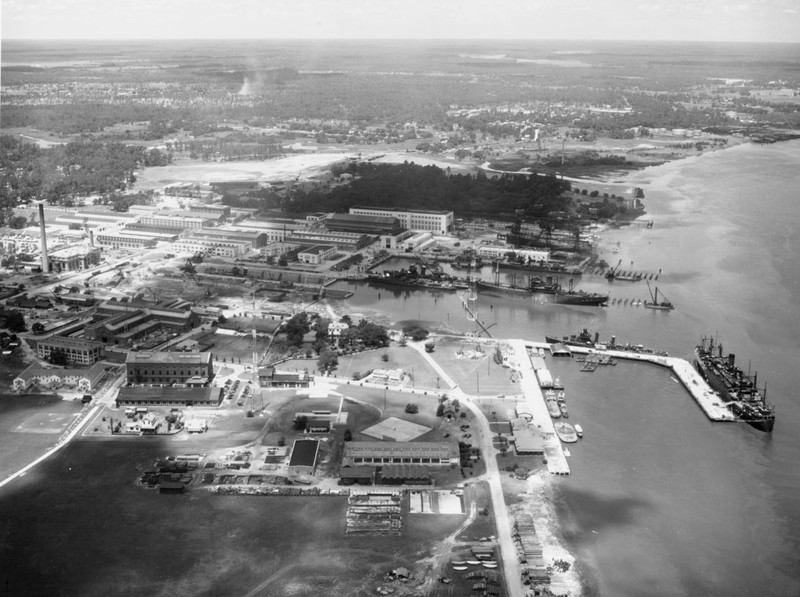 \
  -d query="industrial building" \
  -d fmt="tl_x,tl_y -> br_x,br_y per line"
324,212 -> 402,235
84,298 -> 200,346
137,211 -> 213,230
477,246 -> 550,262
342,441 -> 460,465
35,336 -> 104,365
288,439 -> 320,475
187,203 -> 231,219
125,351 -> 213,385
231,218 -> 307,242
349,206 -> 453,234
115,385 -> 223,407
95,231 -> 160,249
297,245 -> 337,264
287,230 -> 372,252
